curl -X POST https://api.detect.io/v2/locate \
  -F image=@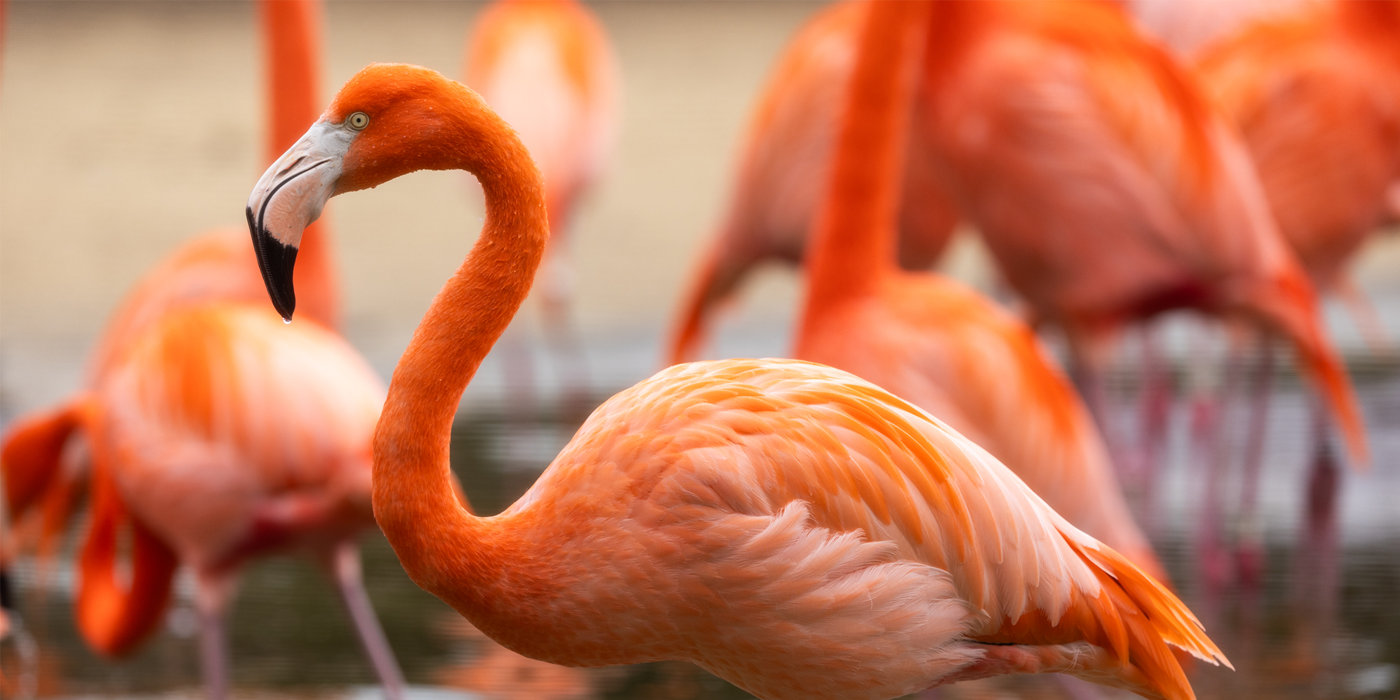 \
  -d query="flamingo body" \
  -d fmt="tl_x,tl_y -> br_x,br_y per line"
408,358 -> 1220,700
96,304 -> 383,571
